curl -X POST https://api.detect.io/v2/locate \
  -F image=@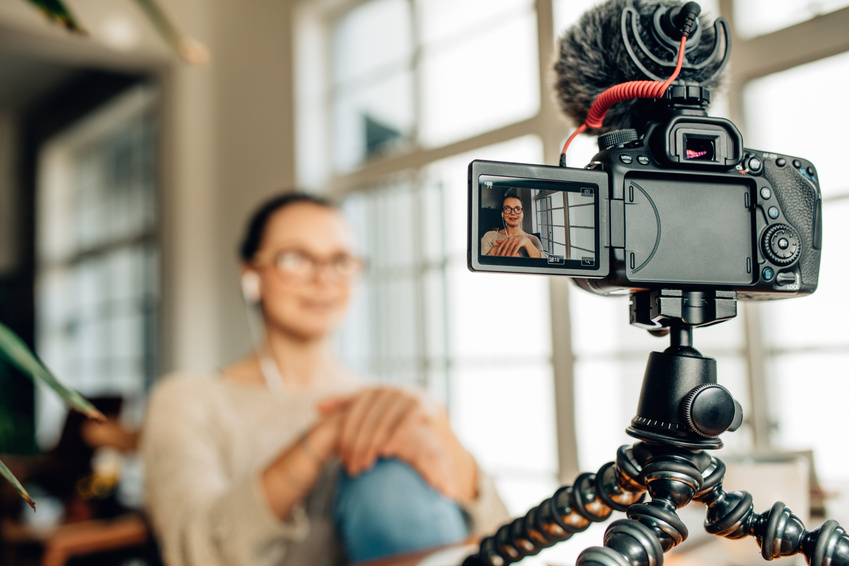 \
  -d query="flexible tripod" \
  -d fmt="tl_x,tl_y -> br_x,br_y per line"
462,289 -> 849,566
